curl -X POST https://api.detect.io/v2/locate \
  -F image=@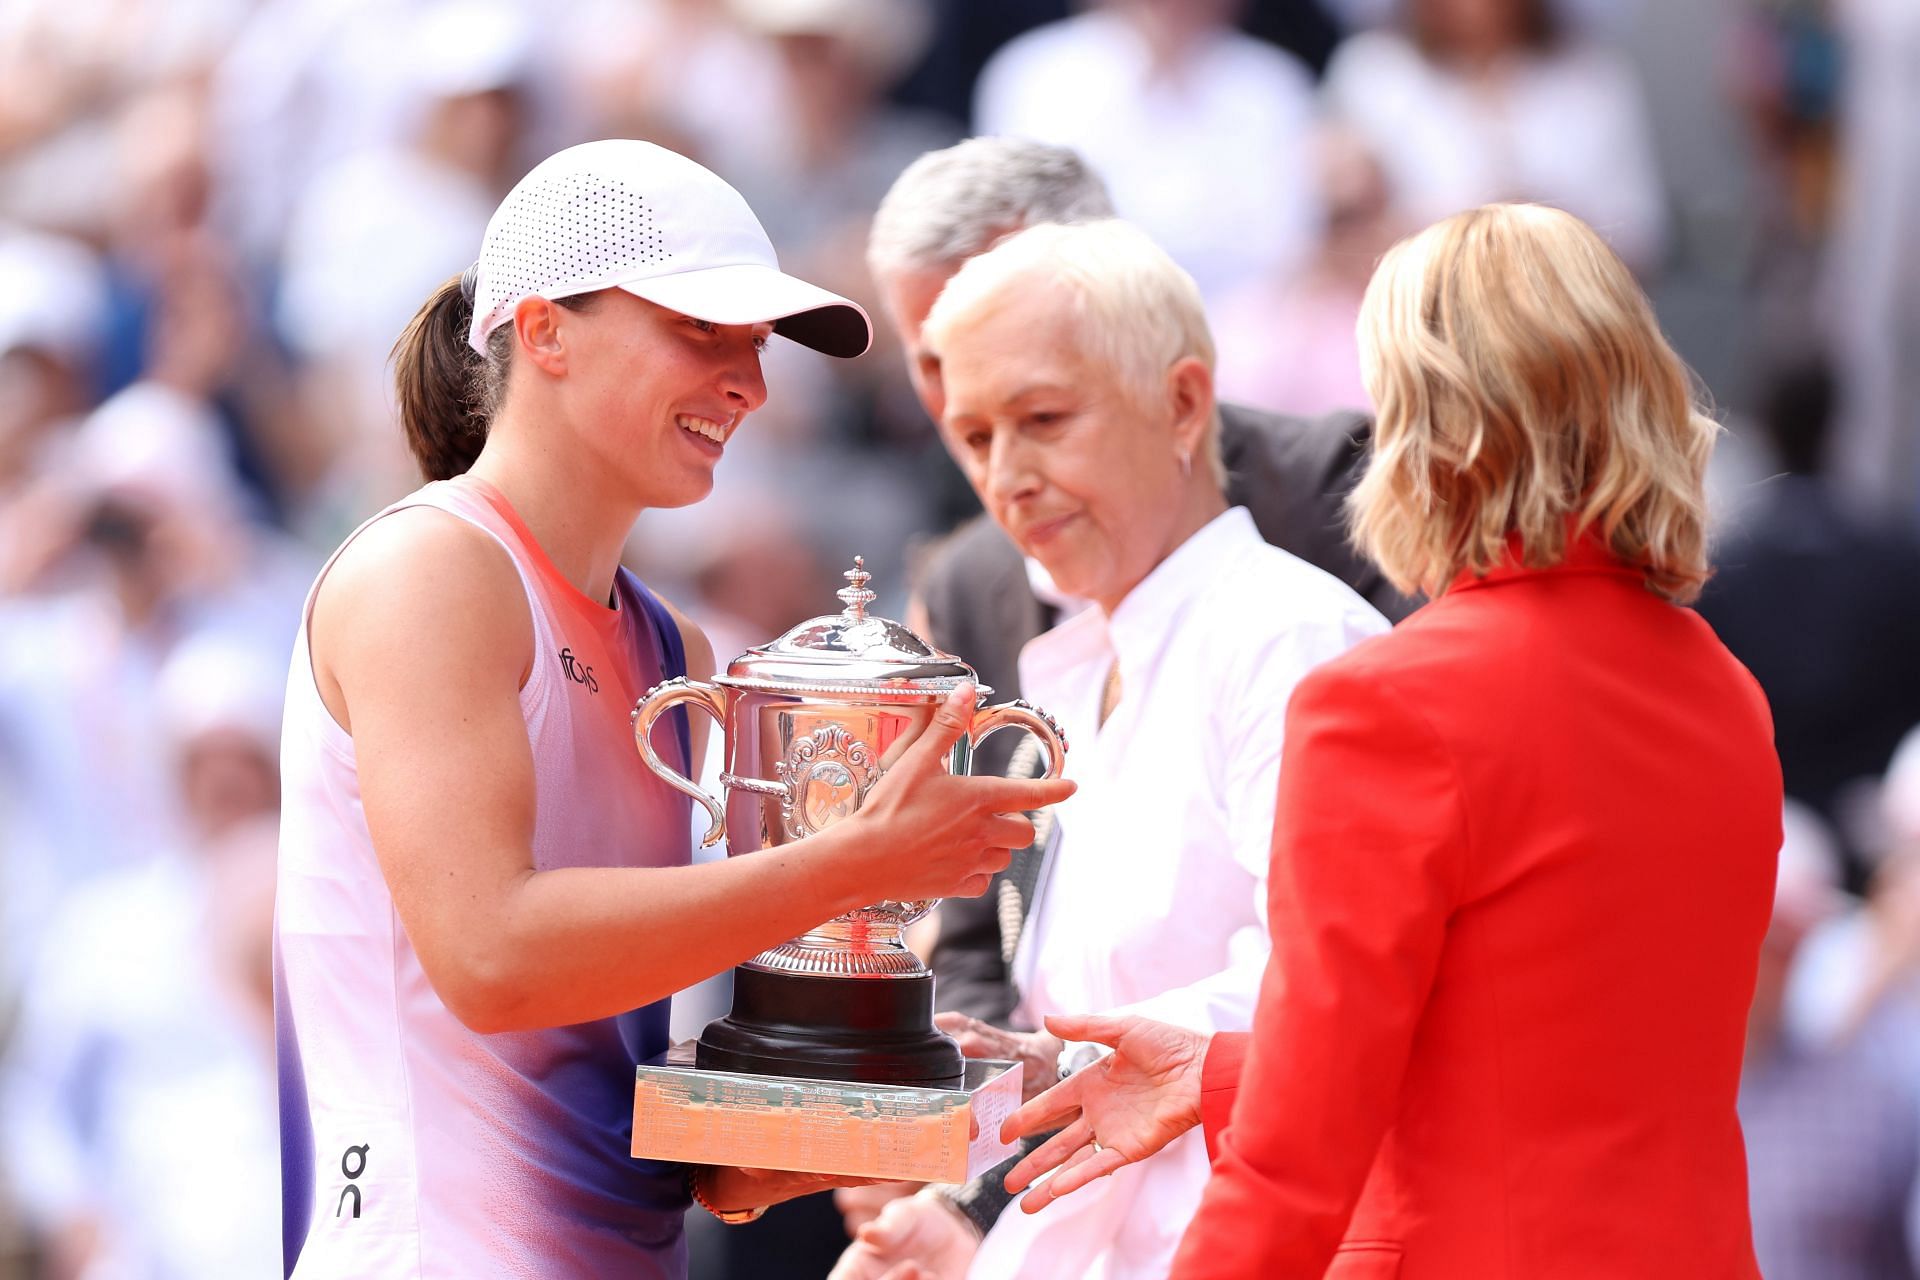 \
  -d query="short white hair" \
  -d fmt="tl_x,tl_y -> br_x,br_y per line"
922,219 -> 1223,481
867,137 -> 1114,280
